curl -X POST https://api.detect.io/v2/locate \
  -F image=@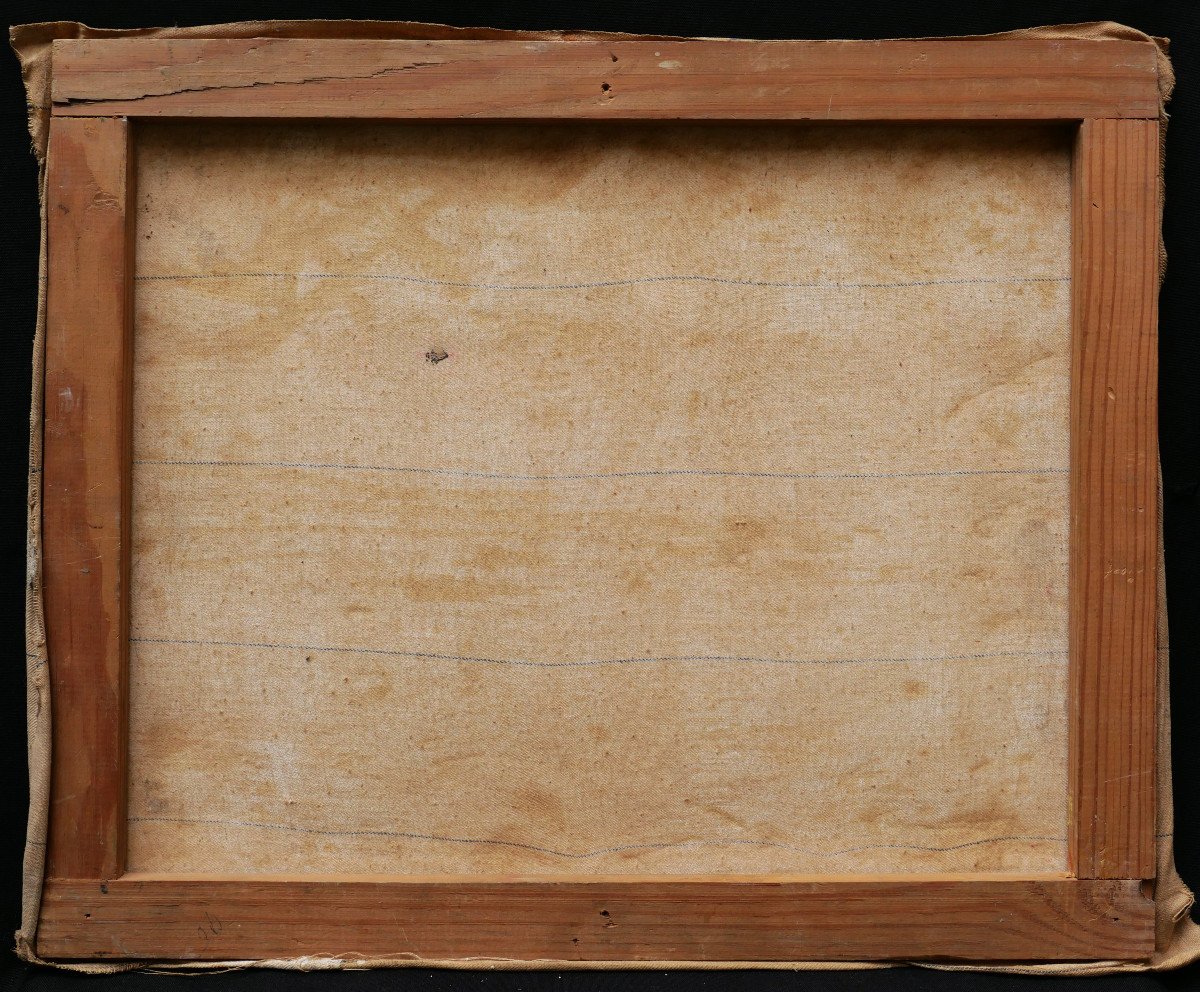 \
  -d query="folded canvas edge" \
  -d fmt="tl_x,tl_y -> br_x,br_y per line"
8,17 -> 1196,975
